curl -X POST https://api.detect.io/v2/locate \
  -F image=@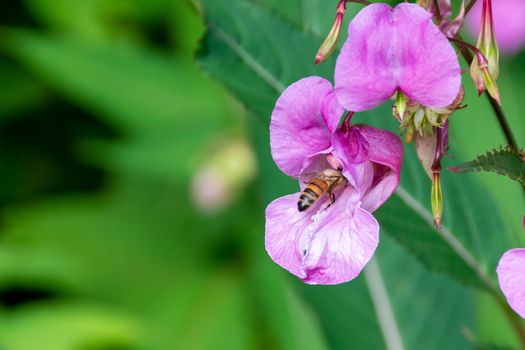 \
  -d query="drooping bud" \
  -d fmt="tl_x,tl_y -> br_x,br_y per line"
470,0 -> 500,103
431,172 -> 443,228
470,51 -> 500,104
315,0 -> 346,64
430,123 -> 448,228
395,90 -> 408,120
